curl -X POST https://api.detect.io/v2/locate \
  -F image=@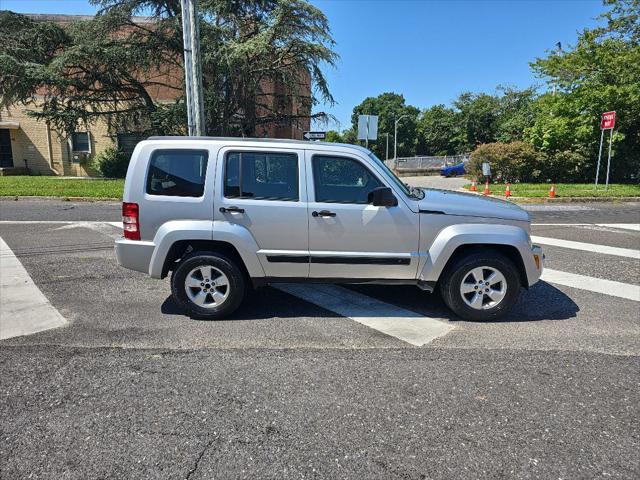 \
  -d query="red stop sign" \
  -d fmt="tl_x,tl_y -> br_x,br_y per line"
601,111 -> 616,130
